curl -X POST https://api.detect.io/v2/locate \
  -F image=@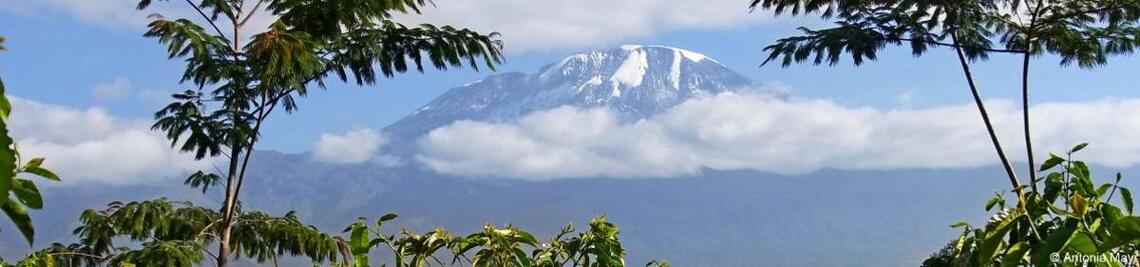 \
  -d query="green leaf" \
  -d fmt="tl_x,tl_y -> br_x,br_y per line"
1103,204 -> 1125,225
1101,216 -> 1140,251
11,179 -> 42,209
1,197 -> 33,245
1123,187 -> 1134,214
24,158 -> 43,169
348,221 -> 371,255
182,171 -> 217,193
1033,219 -> 1078,266
23,166 -> 59,181
1099,183 -> 1114,197
1071,143 -> 1090,154
0,110 -> 15,195
1067,232 -> 1098,254
985,195 -> 1002,211
0,78 -> 10,118
976,211 -> 1018,265
1000,241 -> 1029,267
1045,172 -> 1065,202
1070,161 -> 1096,196
379,213 -> 398,222
1024,193 -> 1049,218
1041,154 -> 1065,171
515,230 -> 538,246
